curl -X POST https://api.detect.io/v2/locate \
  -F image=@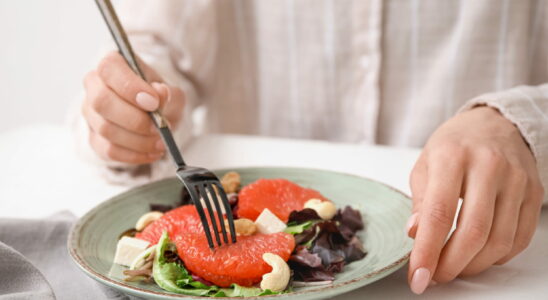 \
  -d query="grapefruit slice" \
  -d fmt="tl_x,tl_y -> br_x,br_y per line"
238,179 -> 329,222
175,232 -> 295,287
135,205 -> 204,244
